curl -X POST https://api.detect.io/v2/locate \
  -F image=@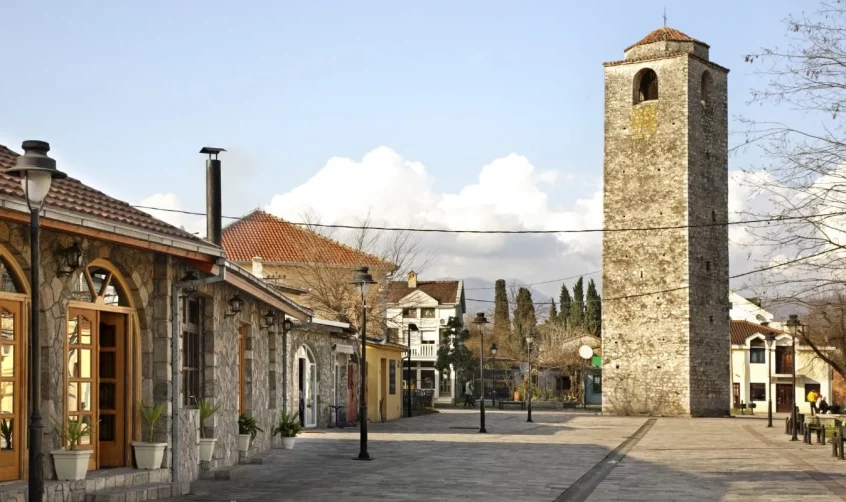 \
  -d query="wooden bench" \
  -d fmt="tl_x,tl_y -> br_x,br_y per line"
498,401 -> 525,410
